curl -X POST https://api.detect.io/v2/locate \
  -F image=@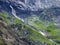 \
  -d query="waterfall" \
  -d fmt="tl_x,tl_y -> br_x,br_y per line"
10,5 -> 24,22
